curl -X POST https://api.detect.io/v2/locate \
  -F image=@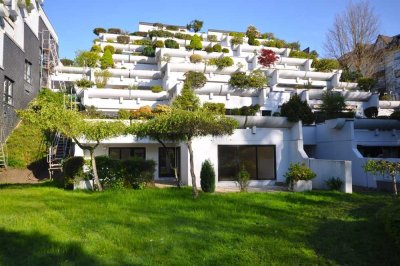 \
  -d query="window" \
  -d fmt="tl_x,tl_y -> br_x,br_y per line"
218,145 -> 276,181
3,77 -> 13,106
24,60 -> 32,83
109,147 -> 145,160
262,110 -> 272,116
159,147 -> 180,178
